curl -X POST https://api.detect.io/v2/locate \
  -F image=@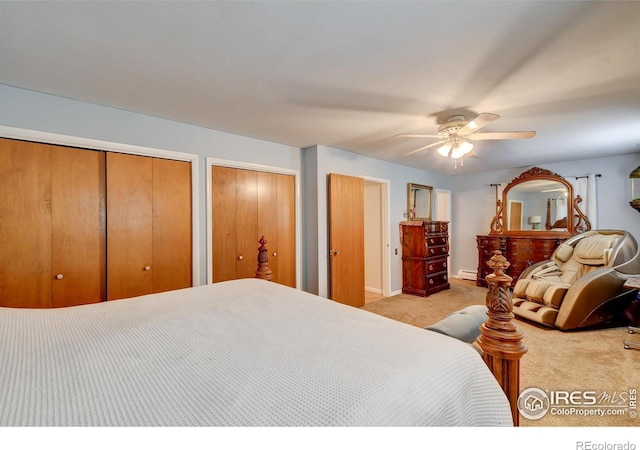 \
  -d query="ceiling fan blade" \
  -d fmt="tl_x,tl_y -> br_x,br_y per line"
457,113 -> 500,137
396,133 -> 441,138
468,131 -> 536,140
402,140 -> 447,156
